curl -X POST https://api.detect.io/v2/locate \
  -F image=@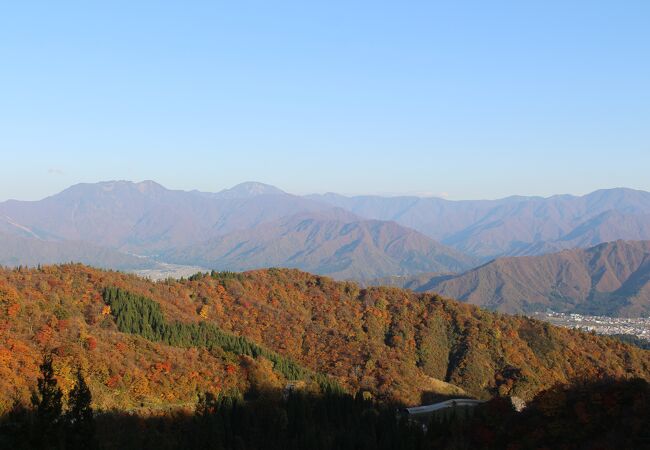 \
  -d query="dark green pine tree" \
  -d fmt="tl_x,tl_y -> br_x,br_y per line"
31,354 -> 63,448
65,369 -> 96,449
